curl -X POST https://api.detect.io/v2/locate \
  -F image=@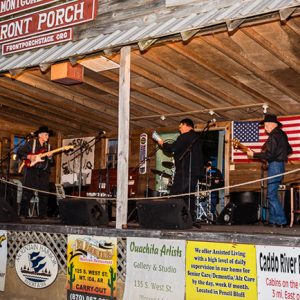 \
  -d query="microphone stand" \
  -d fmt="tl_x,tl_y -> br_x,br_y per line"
132,145 -> 160,197
68,133 -> 105,197
178,121 -> 213,210
0,134 -> 33,206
